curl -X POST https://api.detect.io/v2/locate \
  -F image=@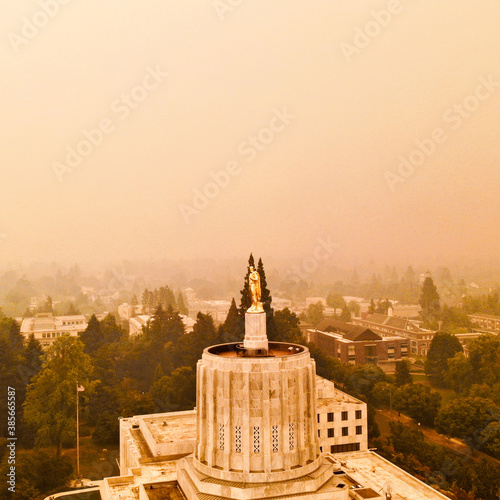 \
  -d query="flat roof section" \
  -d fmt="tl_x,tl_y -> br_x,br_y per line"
334,451 -> 449,500
143,412 -> 197,444
208,342 -> 305,357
